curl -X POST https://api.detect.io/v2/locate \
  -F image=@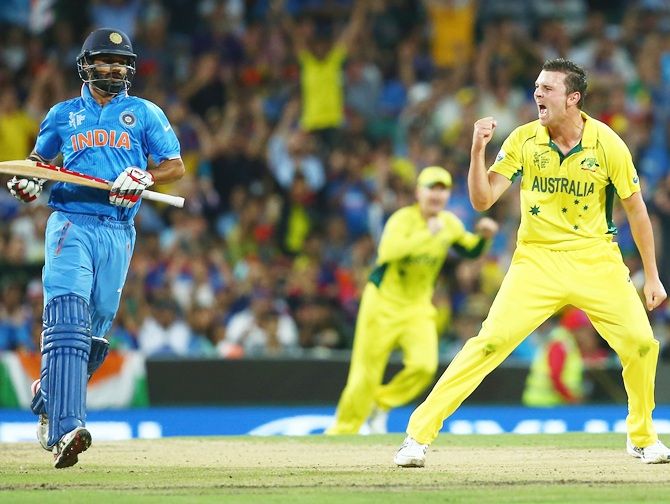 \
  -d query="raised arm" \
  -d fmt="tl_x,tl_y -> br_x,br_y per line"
246,96 -> 271,159
468,117 -> 512,211
336,0 -> 368,51
270,0 -> 308,54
